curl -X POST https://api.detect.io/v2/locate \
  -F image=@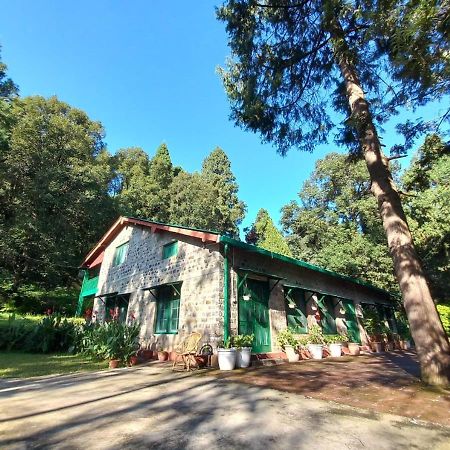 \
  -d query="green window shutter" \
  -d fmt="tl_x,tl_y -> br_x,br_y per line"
318,295 -> 337,334
163,241 -> 178,259
113,242 -> 129,266
155,283 -> 181,333
285,288 -> 308,334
